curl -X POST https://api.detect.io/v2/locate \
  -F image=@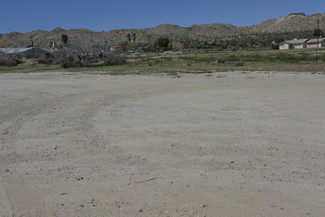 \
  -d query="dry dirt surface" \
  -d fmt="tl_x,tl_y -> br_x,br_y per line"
0,72 -> 325,217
